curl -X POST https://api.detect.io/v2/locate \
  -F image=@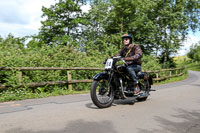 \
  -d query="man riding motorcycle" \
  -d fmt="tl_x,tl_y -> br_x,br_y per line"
116,33 -> 143,95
